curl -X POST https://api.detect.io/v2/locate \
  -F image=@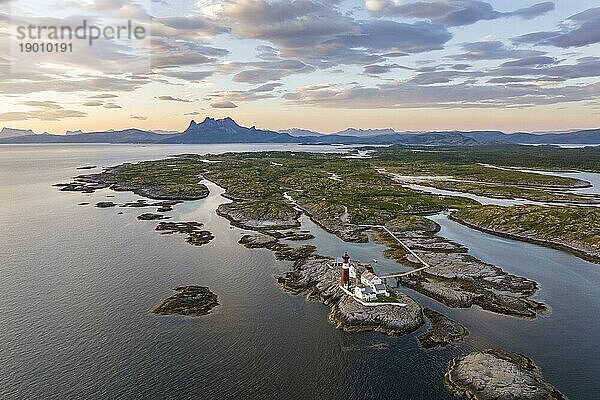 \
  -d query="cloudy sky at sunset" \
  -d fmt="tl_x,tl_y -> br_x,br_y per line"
1,0 -> 599,134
